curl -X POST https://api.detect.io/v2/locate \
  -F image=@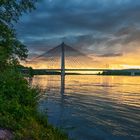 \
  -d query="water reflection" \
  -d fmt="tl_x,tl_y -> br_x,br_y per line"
61,75 -> 65,95
32,75 -> 140,140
